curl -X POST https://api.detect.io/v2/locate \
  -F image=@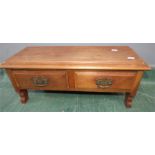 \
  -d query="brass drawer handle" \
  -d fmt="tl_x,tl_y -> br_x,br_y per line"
96,79 -> 112,88
32,77 -> 49,87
